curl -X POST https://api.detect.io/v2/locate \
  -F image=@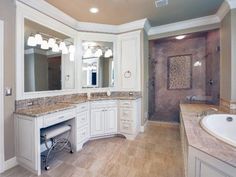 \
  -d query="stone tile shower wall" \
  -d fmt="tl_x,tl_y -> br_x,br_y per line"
149,36 -> 207,122
149,31 -> 220,122
206,30 -> 220,104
